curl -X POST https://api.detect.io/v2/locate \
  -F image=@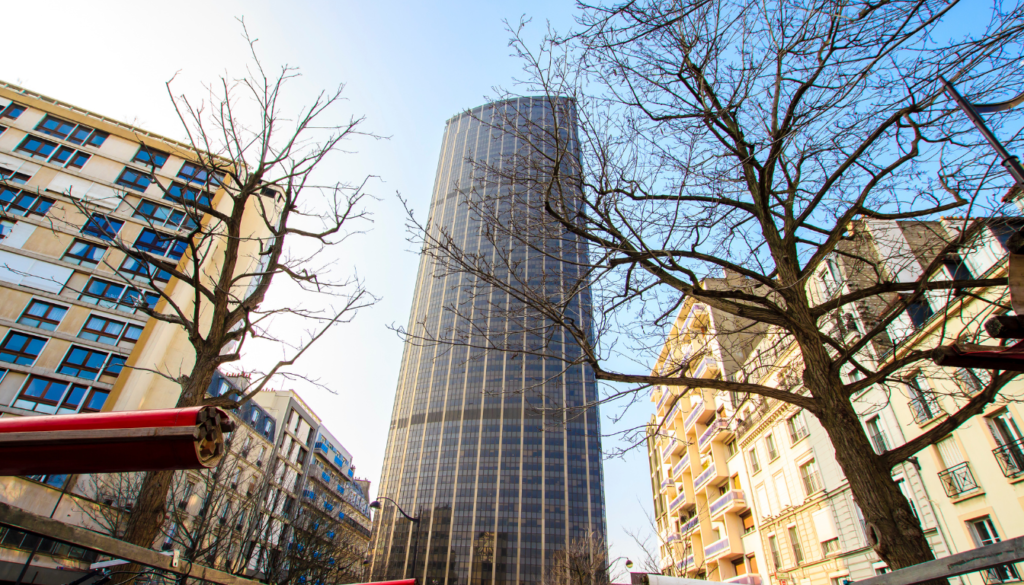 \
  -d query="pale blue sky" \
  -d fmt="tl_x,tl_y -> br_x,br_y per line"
0,0 -> 653,573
